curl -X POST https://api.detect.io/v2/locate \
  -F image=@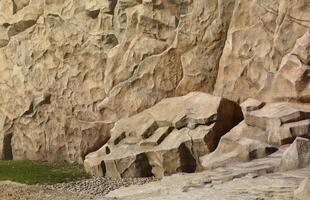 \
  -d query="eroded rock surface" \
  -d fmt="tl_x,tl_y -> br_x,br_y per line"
84,92 -> 243,178
294,178 -> 310,200
258,30 -> 310,102
214,0 -> 310,103
106,150 -> 310,200
201,98 -> 310,170
0,0 -> 235,163
200,121 -> 277,170
280,137 -> 310,171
